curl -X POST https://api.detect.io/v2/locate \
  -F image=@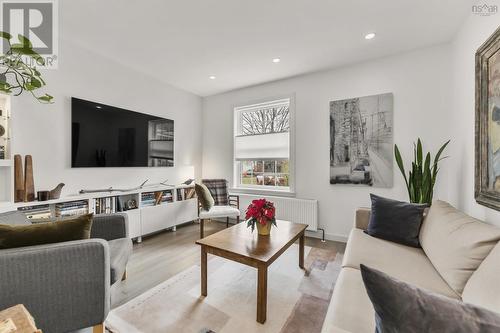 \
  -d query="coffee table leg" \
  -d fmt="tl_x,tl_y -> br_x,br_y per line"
201,246 -> 207,296
257,265 -> 268,323
299,233 -> 305,269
